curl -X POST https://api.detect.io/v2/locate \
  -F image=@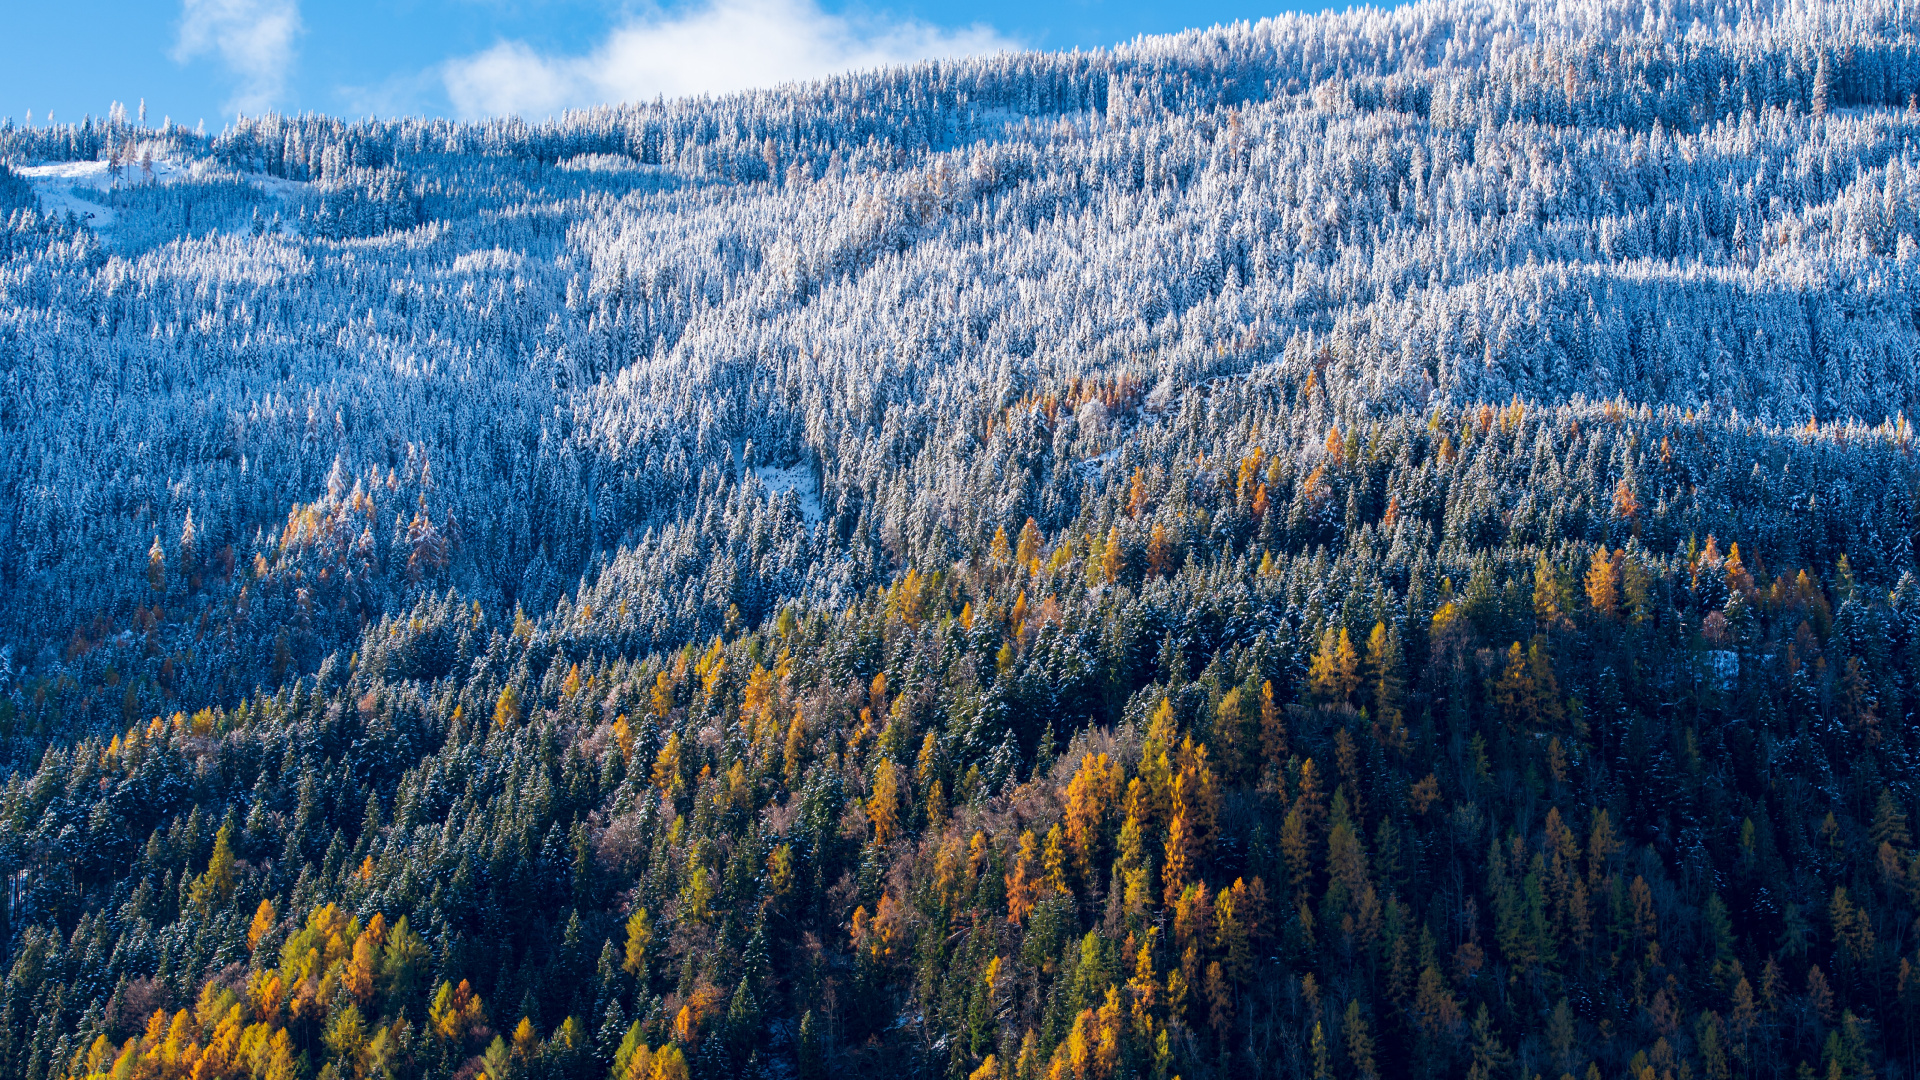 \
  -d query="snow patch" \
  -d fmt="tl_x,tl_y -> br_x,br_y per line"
558,154 -> 650,173
16,159 -> 313,233
1709,650 -> 1739,690
1077,445 -> 1122,477
238,171 -> 314,198
18,158 -> 191,189
449,248 -> 525,275
18,159 -> 196,226
754,462 -> 823,523
29,184 -> 116,226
